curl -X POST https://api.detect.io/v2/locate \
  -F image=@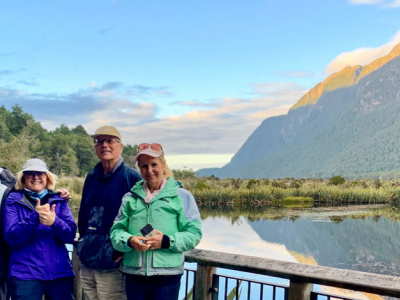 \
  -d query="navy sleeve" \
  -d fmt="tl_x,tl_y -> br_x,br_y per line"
78,175 -> 91,237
